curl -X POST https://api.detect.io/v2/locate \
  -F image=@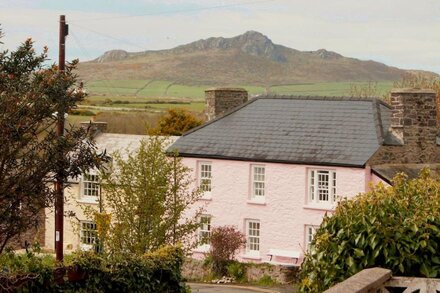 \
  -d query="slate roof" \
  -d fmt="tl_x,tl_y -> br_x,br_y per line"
95,133 -> 178,156
372,164 -> 440,183
168,96 -> 392,167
